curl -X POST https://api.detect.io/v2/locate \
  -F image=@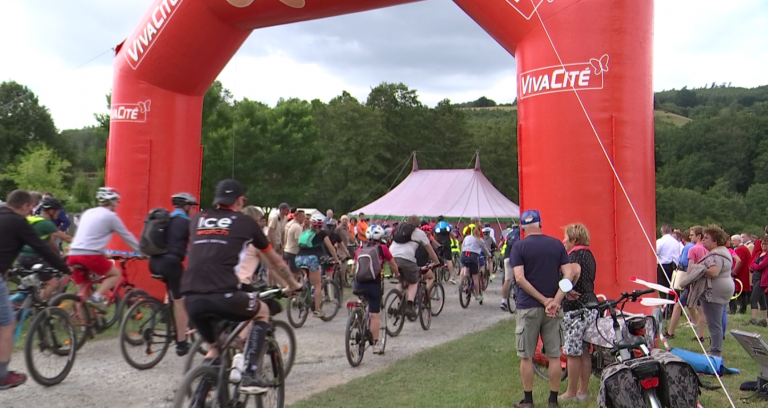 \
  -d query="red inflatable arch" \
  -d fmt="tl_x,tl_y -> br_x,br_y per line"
108,0 -> 655,300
